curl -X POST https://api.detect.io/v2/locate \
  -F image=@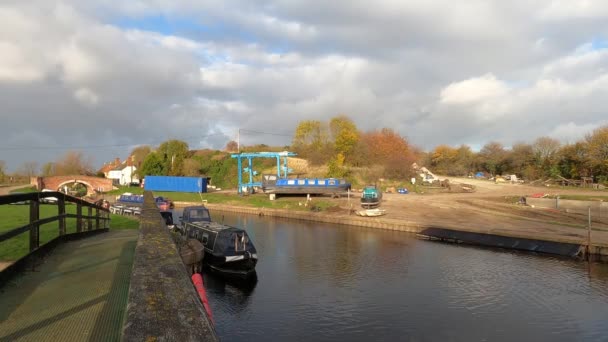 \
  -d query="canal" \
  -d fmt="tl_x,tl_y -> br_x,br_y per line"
187,210 -> 608,341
